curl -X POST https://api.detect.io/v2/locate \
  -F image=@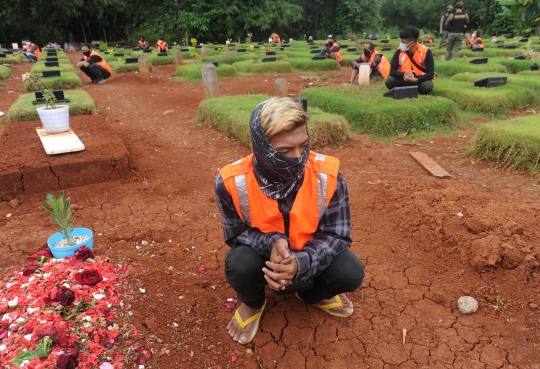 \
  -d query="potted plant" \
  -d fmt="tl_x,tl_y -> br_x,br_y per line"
531,61 -> 539,71
27,73 -> 70,134
41,191 -> 93,259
